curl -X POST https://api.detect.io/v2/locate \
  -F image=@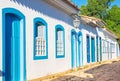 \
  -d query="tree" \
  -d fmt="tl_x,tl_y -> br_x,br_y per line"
80,0 -> 115,19
105,5 -> 120,38
80,0 -> 120,44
